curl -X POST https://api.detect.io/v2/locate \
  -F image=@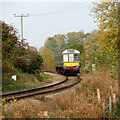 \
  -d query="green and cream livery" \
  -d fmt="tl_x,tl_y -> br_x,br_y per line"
55,49 -> 81,75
